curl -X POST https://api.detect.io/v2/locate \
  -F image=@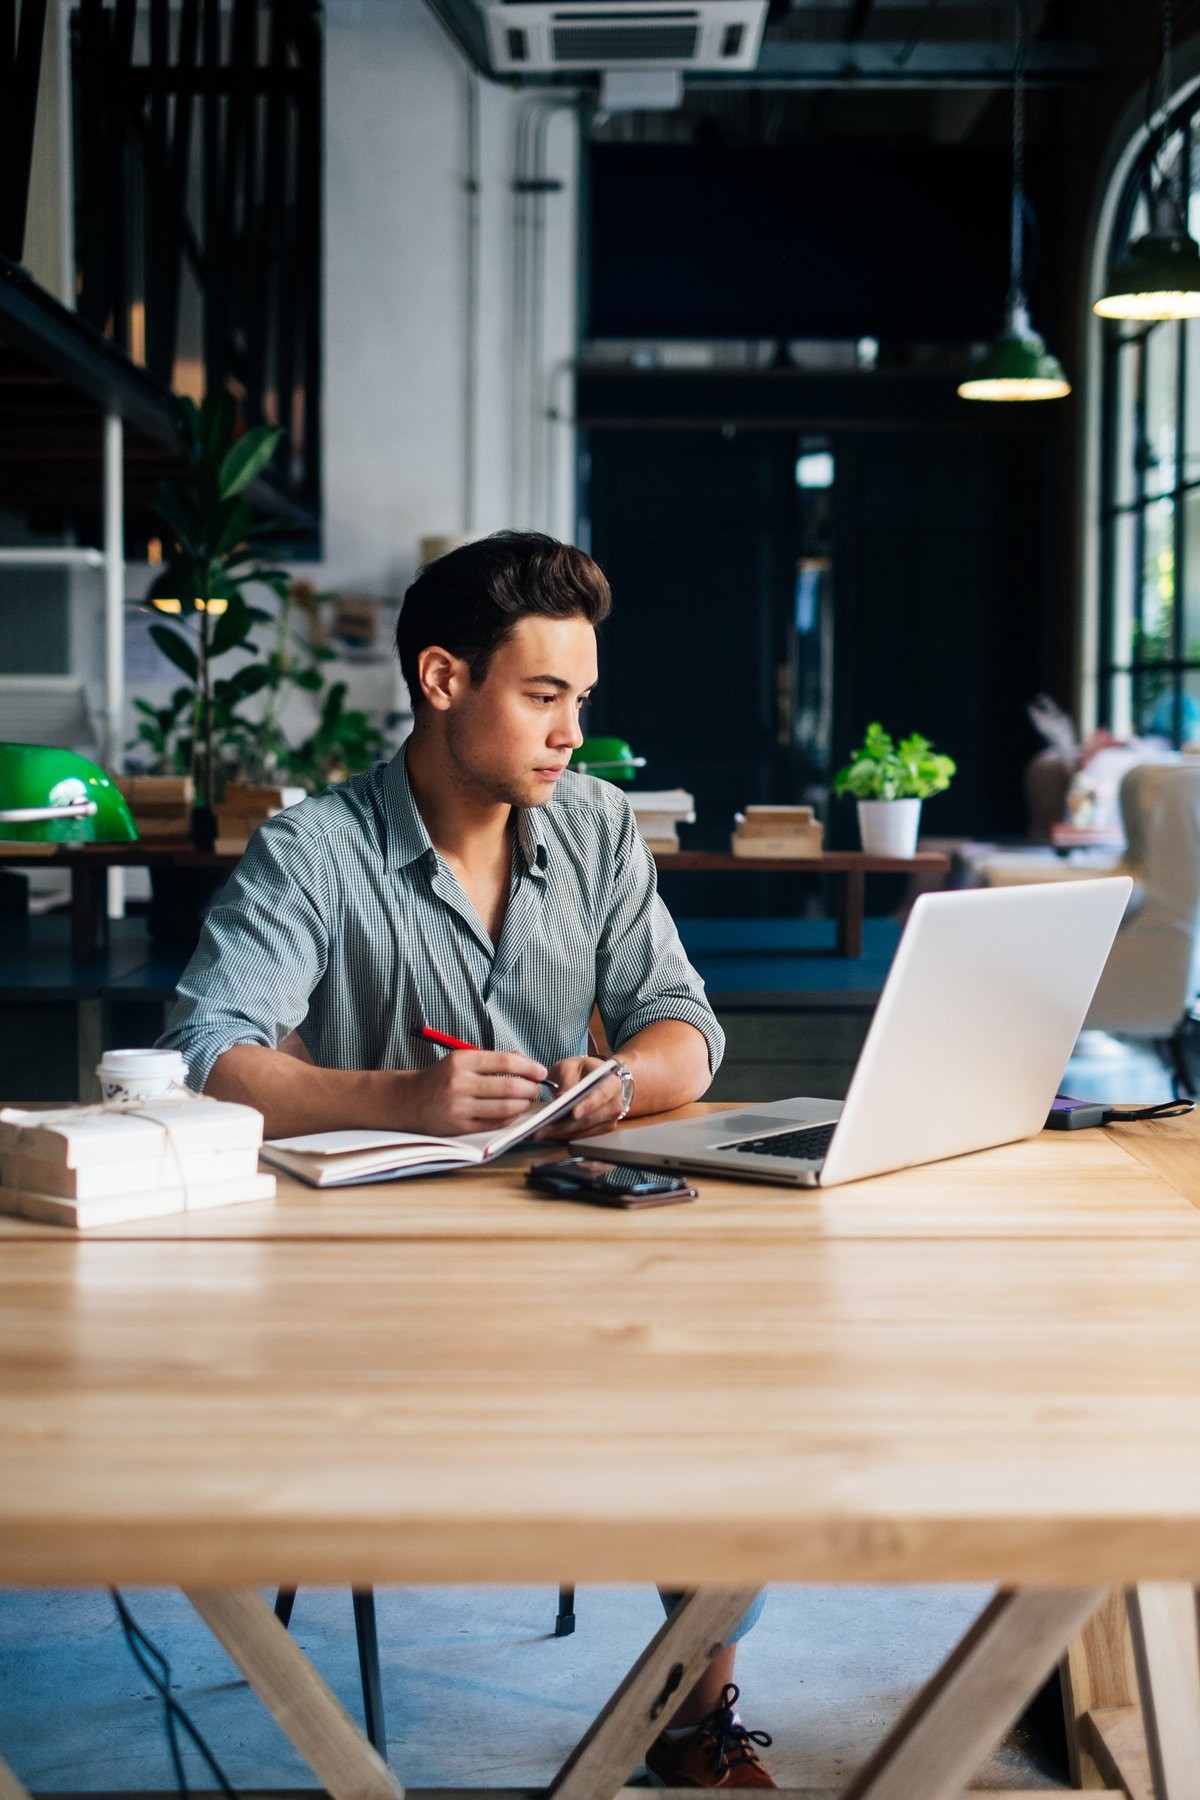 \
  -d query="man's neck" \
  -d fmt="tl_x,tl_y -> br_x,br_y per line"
405,724 -> 513,867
